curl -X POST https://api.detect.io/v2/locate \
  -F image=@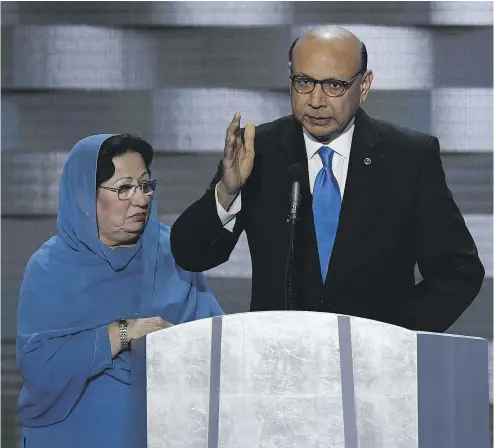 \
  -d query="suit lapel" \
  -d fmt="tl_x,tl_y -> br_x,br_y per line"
328,108 -> 383,275
277,116 -> 309,177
